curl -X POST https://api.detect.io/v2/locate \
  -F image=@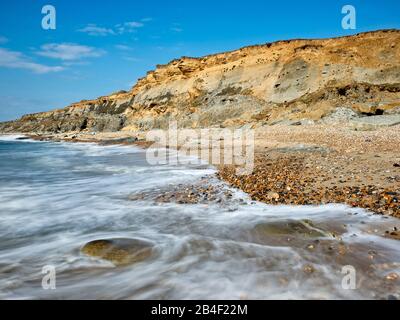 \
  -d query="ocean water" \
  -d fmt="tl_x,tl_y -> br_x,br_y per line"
0,135 -> 399,300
